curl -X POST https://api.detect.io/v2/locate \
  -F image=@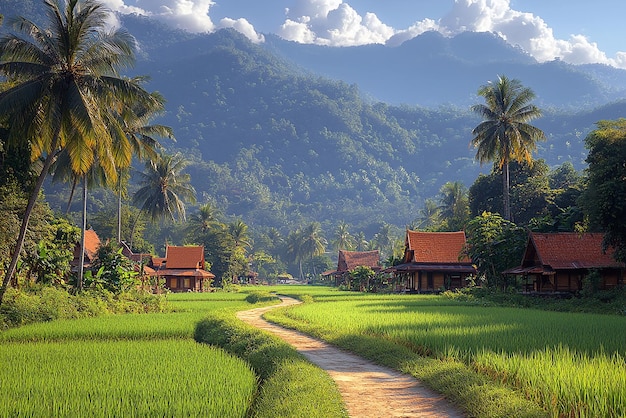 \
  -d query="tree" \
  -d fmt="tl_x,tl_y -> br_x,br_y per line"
582,119 -> 626,262
187,203 -> 222,237
470,75 -> 545,221
133,152 -> 196,223
287,223 -> 326,279
412,198 -> 441,231
229,219 -> 252,250
438,181 -> 470,231
462,212 -> 526,290
332,221 -> 355,251
0,0 -> 159,303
